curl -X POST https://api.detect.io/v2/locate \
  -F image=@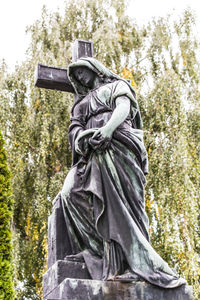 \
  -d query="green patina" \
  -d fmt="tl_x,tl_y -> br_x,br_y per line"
60,57 -> 186,288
